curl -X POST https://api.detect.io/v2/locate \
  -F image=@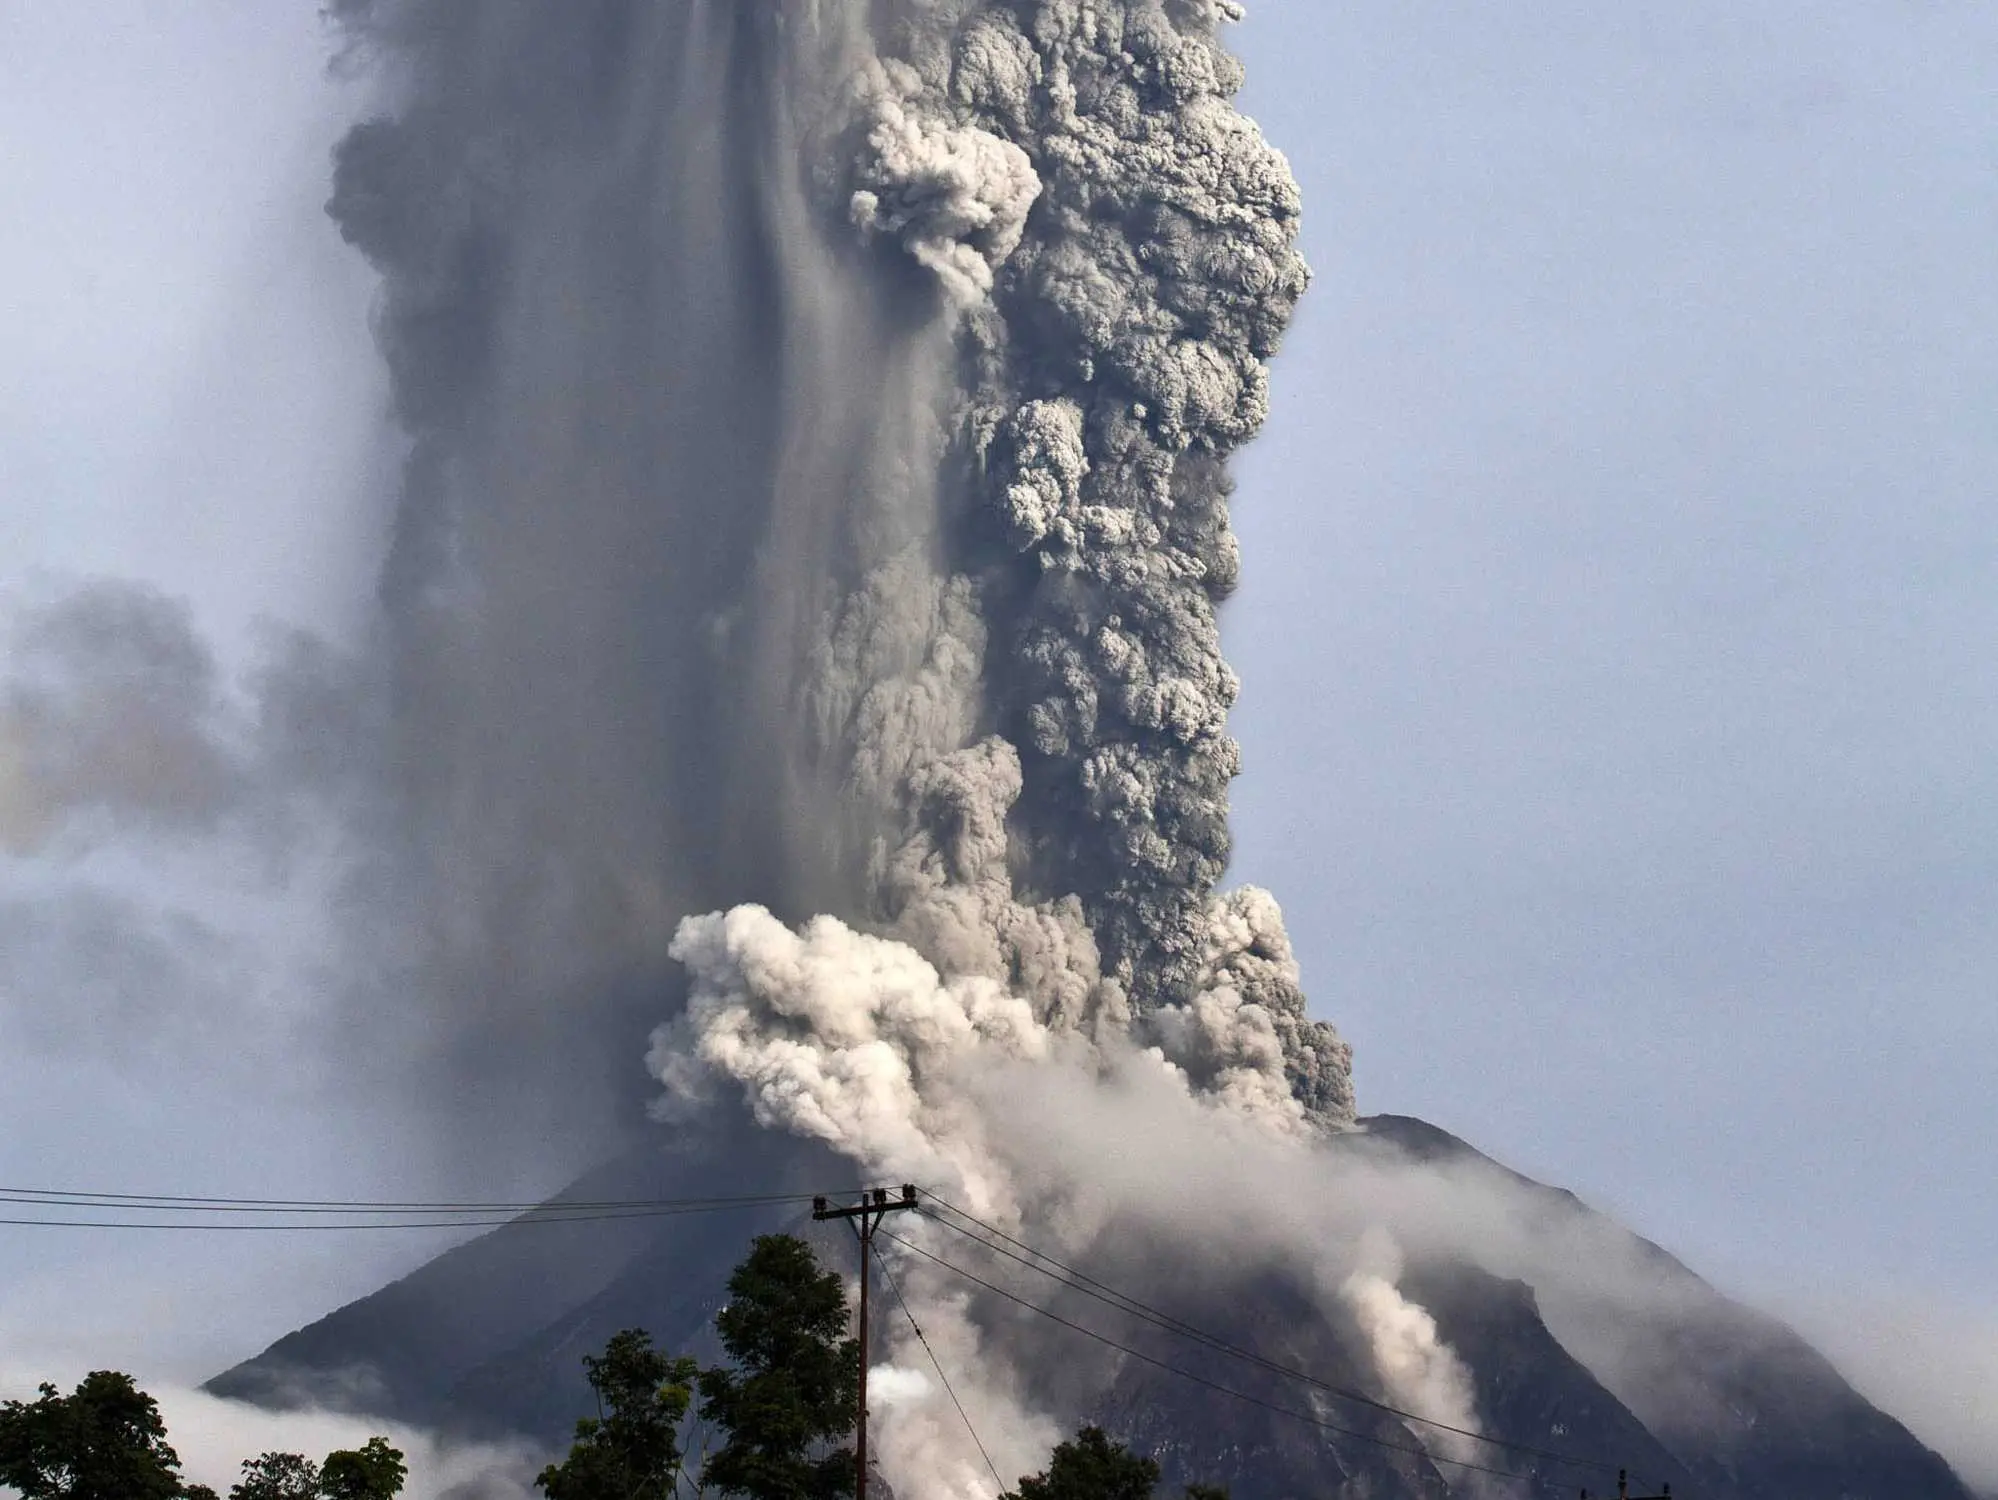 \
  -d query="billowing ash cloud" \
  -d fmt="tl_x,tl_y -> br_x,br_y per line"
648,905 -> 1486,1492
8,3 -> 1362,1468
306,0 -> 1353,1138
306,5 -> 1362,1479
